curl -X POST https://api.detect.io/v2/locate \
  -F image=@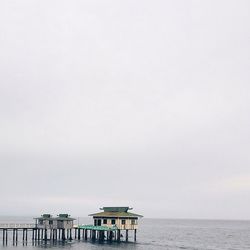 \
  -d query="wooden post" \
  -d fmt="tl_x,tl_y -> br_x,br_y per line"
25,229 -> 28,242
101,231 -> 104,241
22,229 -> 25,242
6,229 -> 8,244
84,229 -> 87,240
13,229 -> 17,245
77,228 -> 80,240
134,229 -> 137,241
16,229 -> 18,242
13,229 -> 15,242
69,229 -> 72,240
126,230 -> 128,241
74,228 -> 77,239
62,229 -> 65,241
92,230 -> 96,240
41,229 -> 44,240
3,229 -> 6,244
117,229 -> 120,242
108,231 -> 112,241
44,229 -> 47,241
